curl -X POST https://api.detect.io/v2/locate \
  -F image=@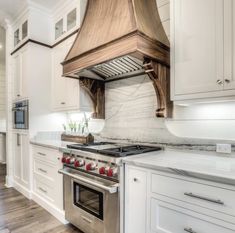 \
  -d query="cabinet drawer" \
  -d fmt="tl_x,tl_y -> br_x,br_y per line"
34,177 -> 54,203
151,198 -> 234,233
34,159 -> 56,181
33,145 -> 61,164
151,173 -> 235,217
